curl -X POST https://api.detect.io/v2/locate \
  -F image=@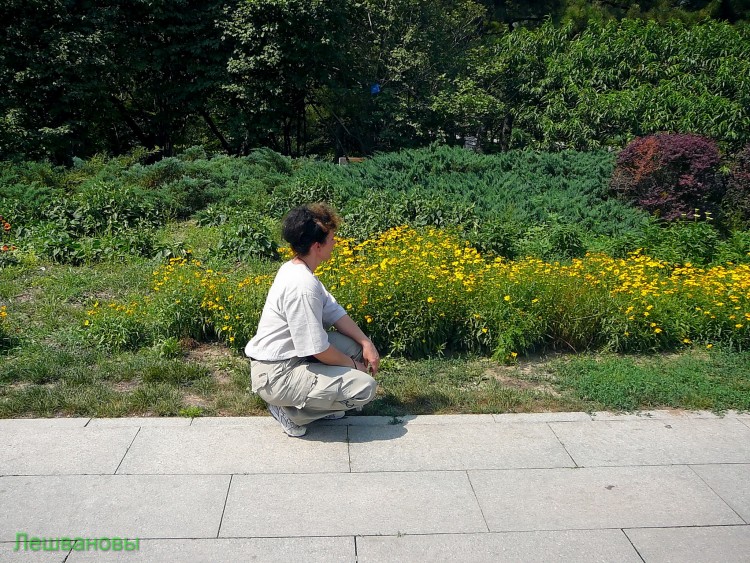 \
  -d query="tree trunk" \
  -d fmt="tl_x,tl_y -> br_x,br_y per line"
109,95 -> 152,148
500,113 -> 514,151
200,109 -> 233,154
